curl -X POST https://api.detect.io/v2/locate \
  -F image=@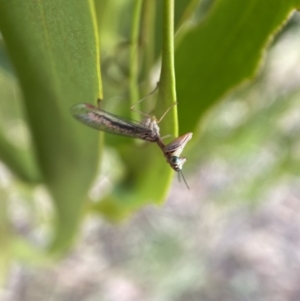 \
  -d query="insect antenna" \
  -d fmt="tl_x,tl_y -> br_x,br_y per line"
178,170 -> 190,190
